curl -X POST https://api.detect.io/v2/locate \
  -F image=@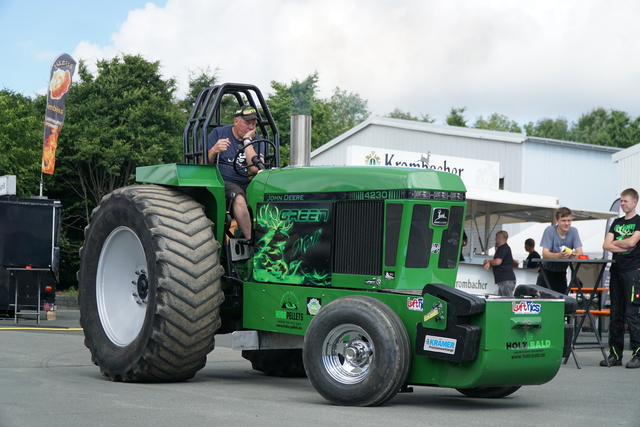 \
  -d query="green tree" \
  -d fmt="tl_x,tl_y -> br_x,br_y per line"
446,107 -> 468,127
0,90 -> 42,196
267,73 -> 370,164
178,67 -> 220,114
473,113 -> 522,133
267,79 -> 296,164
177,69 -> 241,160
572,107 -> 611,145
571,107 -> 640,148
385,108 -> 435,123
44,54 -> 185,288
326,87 -> 369,126
314,87 -> 370,149
267,73 -> 319,159
54,55 -> 183,217
267,73 -> 323,164
524,117 -> 572,140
